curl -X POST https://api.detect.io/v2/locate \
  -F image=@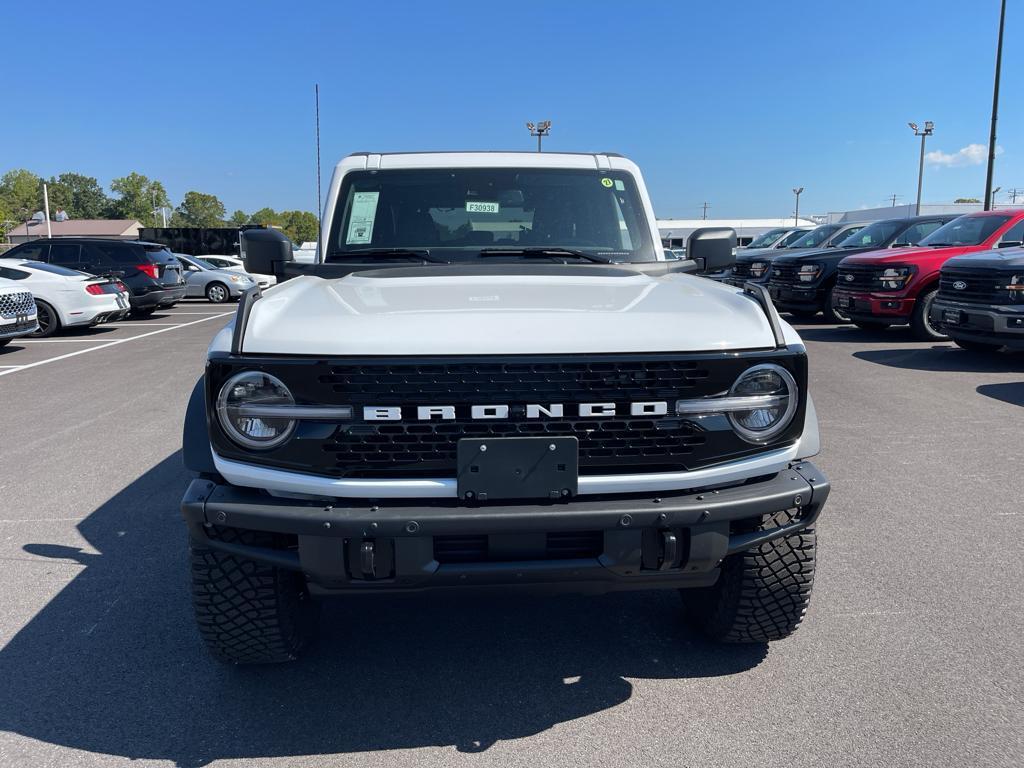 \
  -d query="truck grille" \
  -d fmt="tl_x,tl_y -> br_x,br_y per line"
939,268 -> 1016,305
208,353 -> 807,480
731,261 -> 752,279
768,263 -> 798,285
0,291 -> 35,319
836,264 -> 877,291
